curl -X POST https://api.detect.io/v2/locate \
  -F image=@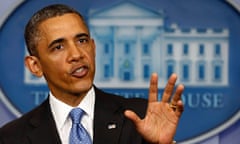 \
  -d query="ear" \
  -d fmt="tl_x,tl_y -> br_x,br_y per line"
25,56 -> 43,77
